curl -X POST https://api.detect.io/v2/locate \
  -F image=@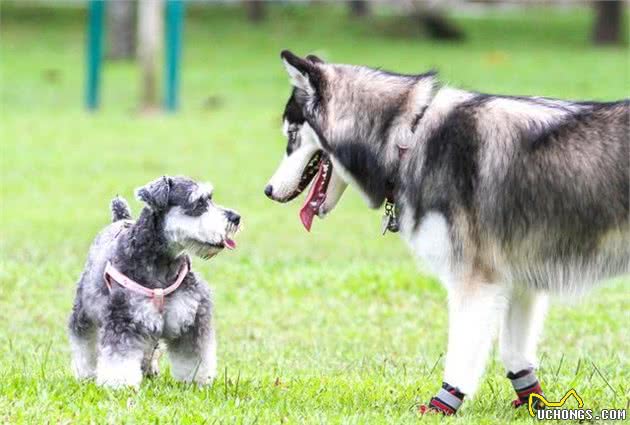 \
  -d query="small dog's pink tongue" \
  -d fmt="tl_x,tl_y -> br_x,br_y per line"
299,162 -> 327,232
224,238 -> 236,250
